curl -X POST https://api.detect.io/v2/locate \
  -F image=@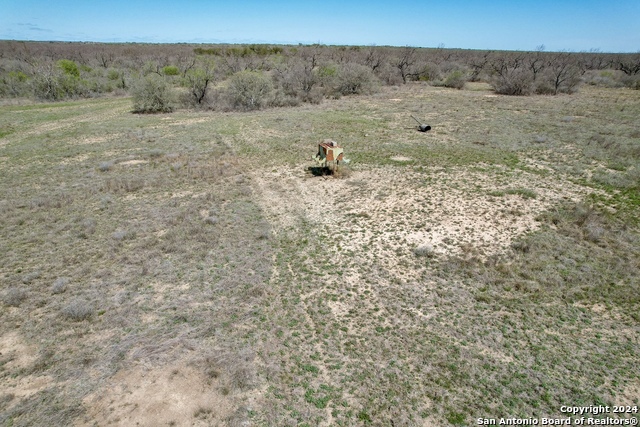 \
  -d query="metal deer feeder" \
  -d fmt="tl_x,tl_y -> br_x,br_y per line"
411,115 -> 432,132
313,139 -> 345,171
